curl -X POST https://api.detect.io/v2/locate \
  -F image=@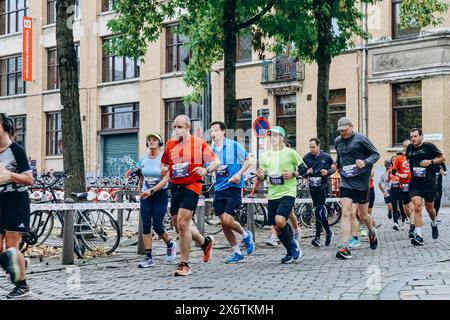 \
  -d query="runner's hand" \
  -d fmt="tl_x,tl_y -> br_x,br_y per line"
193,167 -> 207,177
384,192 -> 389,197
420,160 -> 432,167
355,160 -> 366,169
228,174 -> 241,184
306,168 -> 313,175
0,163 -> 12,185
320,169 -> 328,176
282,170 -> 293,179
140,190 -> 151,200
256,168 -> 265,179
